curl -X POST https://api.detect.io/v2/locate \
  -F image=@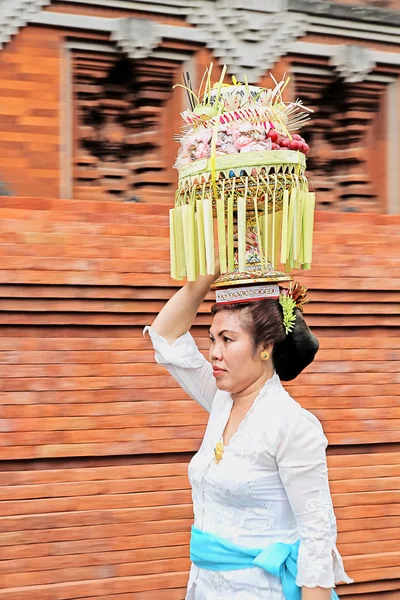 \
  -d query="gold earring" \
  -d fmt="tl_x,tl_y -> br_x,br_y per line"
260,350 -> 270,361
